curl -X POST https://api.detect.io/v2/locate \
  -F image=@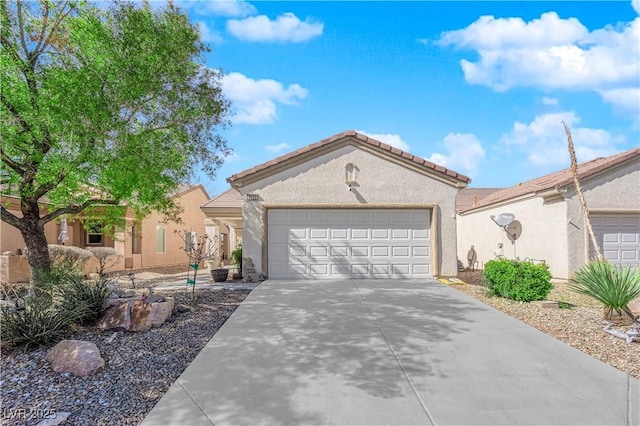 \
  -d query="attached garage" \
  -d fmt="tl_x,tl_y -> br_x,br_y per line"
592,214 -> 640,267
227,130 -> 470,280
268,208 -> 431,279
